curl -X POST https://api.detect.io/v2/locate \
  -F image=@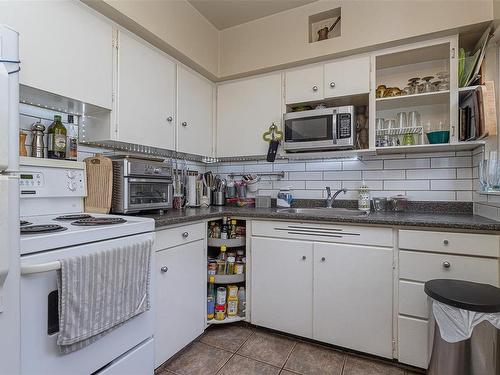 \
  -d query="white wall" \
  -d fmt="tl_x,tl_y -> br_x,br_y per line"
219,0 -> 493,78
